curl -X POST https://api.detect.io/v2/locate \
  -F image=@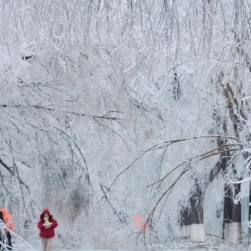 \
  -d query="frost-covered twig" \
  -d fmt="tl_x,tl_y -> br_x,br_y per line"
0,104 -> 122,121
